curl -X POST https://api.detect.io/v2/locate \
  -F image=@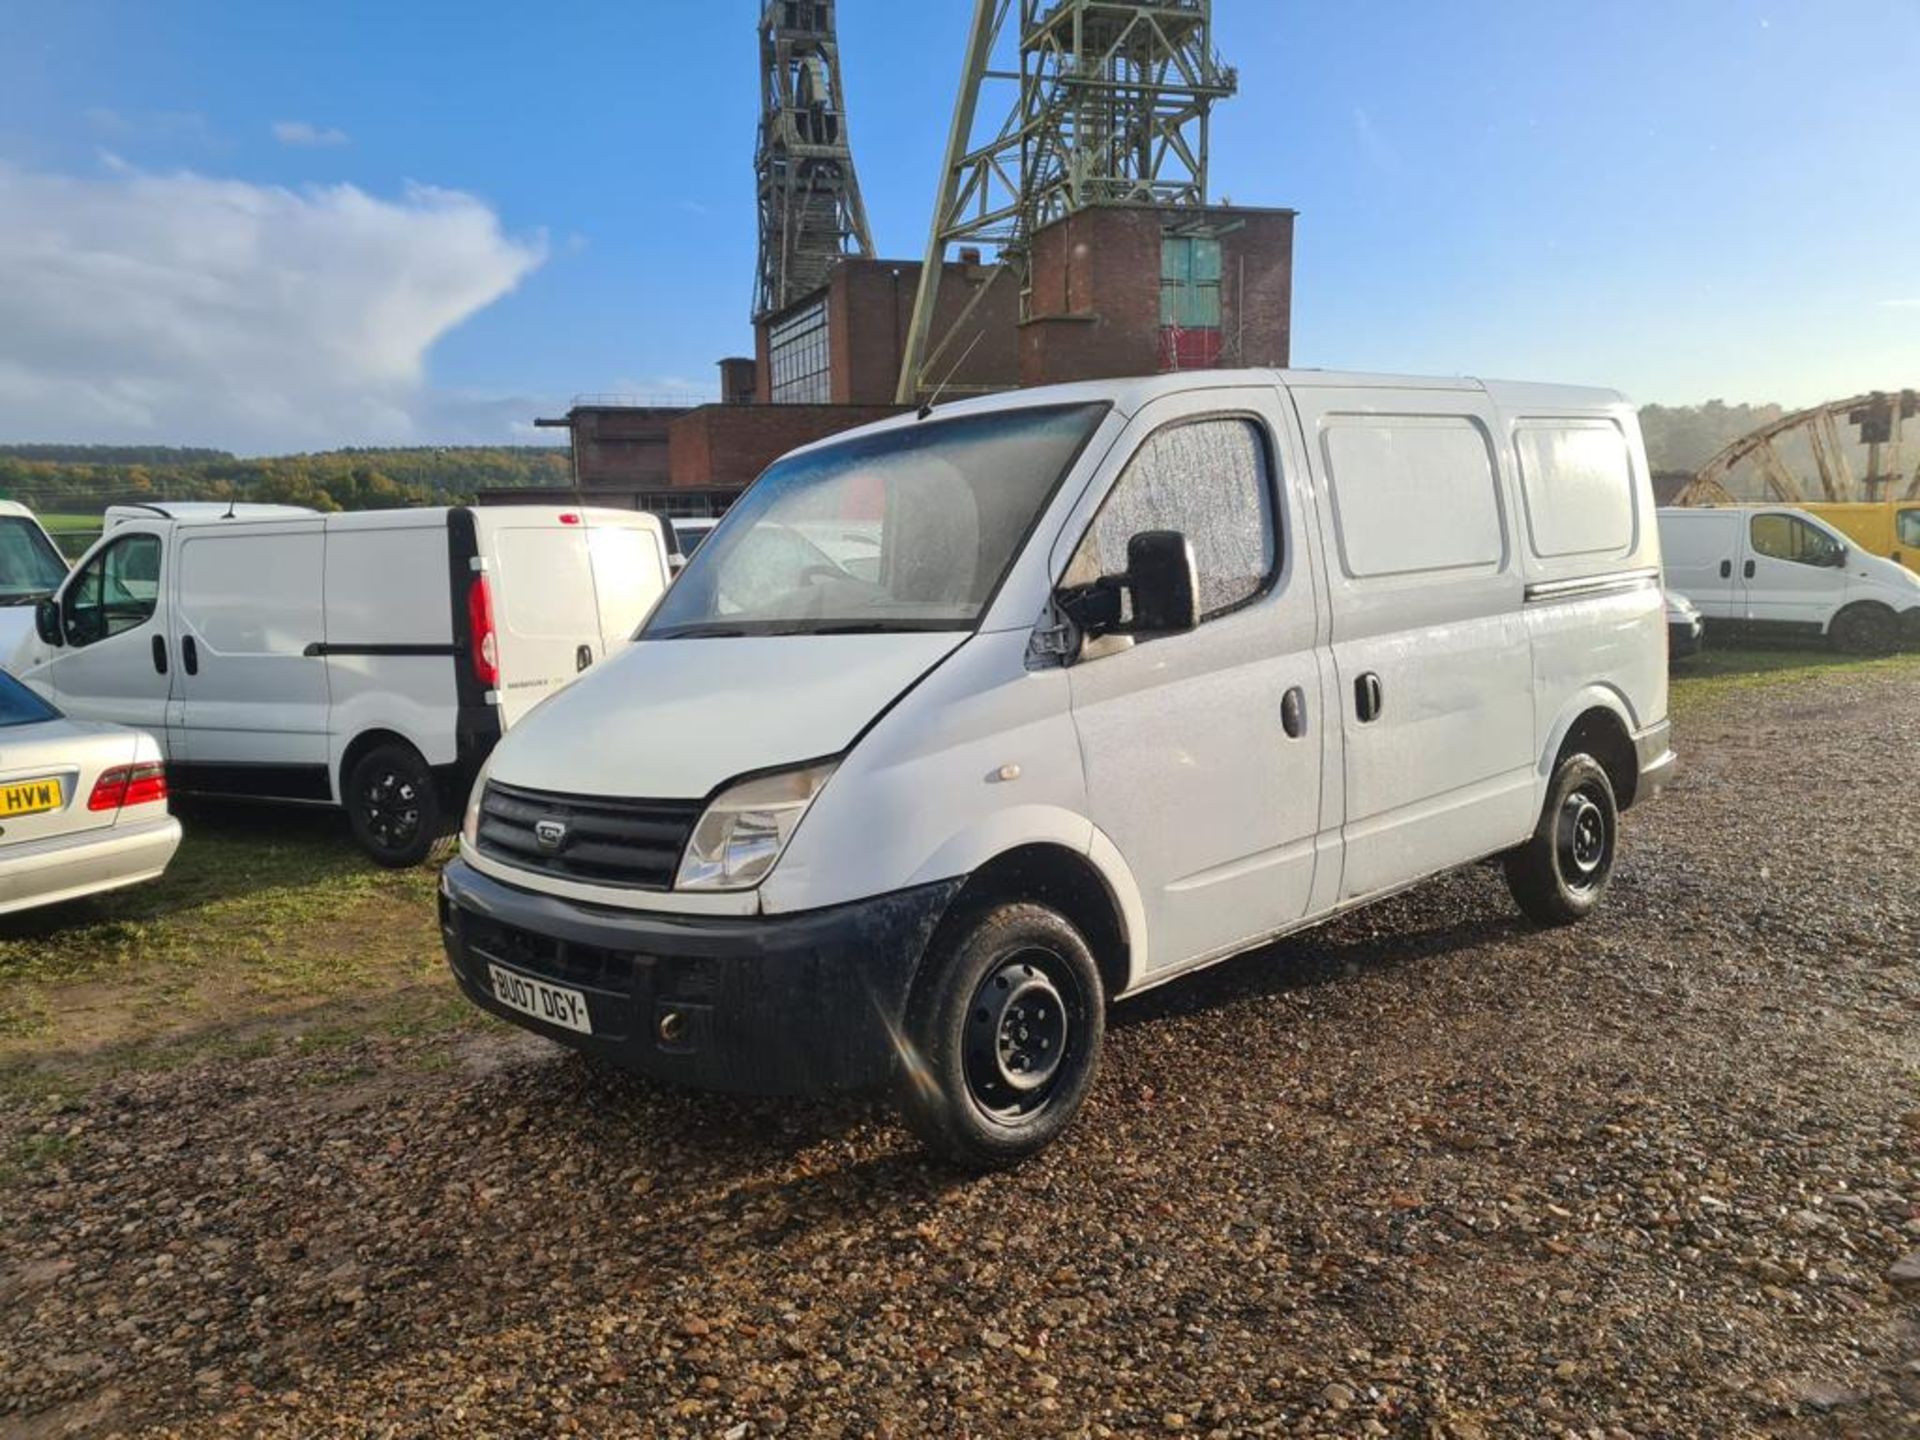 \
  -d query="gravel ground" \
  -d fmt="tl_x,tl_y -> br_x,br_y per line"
2,666 -> 1917,1439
